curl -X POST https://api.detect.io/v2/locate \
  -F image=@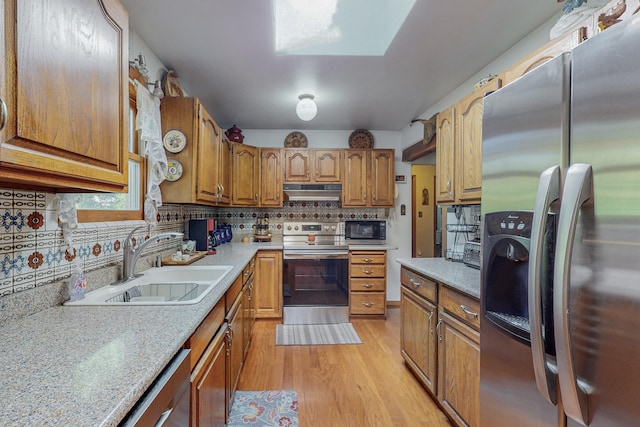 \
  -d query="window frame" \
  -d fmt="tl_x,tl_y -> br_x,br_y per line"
77,66 -> 147,222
